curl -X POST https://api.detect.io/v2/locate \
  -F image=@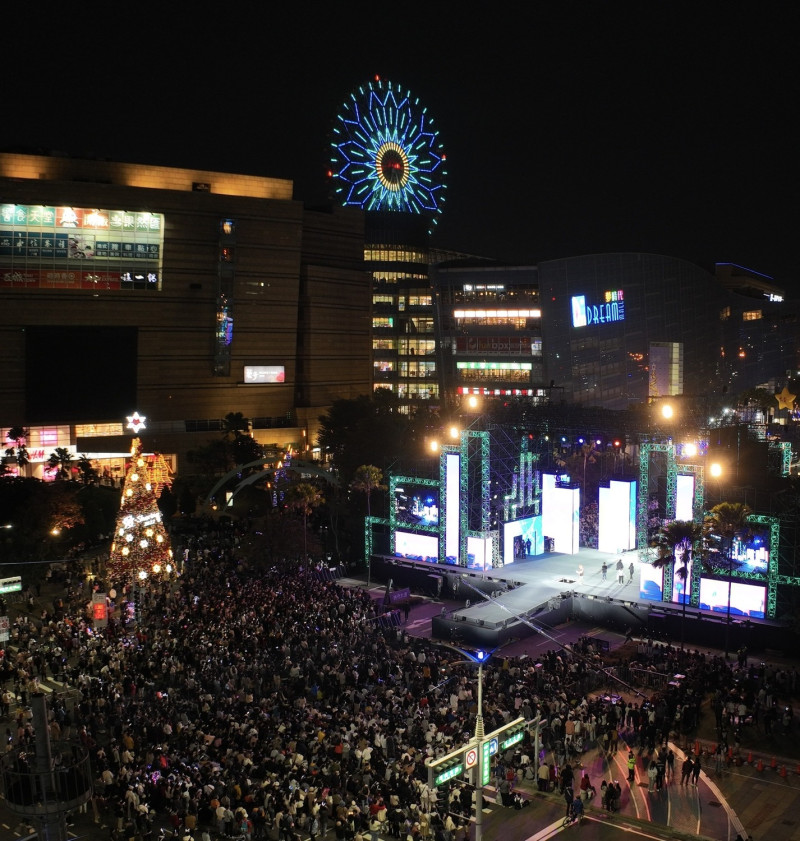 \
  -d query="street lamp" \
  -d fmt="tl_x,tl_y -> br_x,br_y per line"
441,645 -> 493,841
